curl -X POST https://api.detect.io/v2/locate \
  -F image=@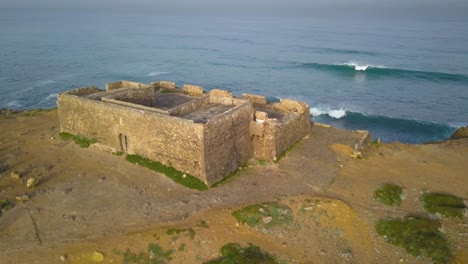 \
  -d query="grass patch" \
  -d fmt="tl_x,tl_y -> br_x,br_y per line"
115,151 -> 124,156
126,154 -> 208,191
0,199 -> 13,215
422,193 -> 465,219
232,202 -> 293,228
160,89 -> 178,94
371,140 -> 382,149
59,132 -> 97,148
115,243 -> 174,264
204,243 -> 279,264
374,184 -> 403,206
376,217 -> 452,264
166,228 -> 196,239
